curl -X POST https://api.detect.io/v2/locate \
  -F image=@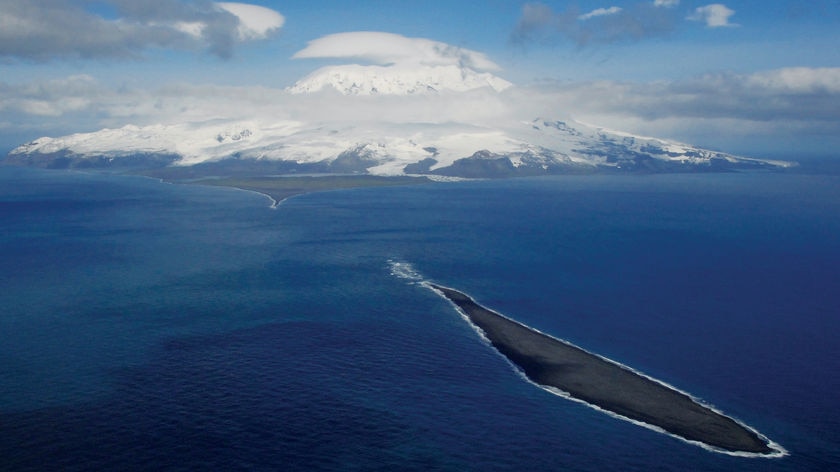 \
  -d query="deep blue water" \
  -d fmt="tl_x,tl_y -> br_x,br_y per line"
1,167 -> 839,471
